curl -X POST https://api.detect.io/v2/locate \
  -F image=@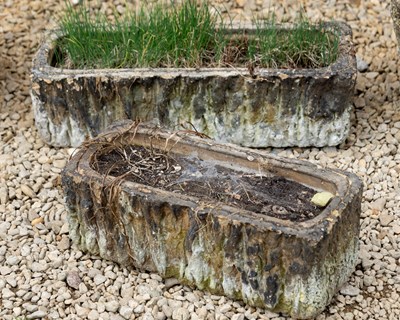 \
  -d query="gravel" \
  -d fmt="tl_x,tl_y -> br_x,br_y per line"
1,0 -> 400,319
